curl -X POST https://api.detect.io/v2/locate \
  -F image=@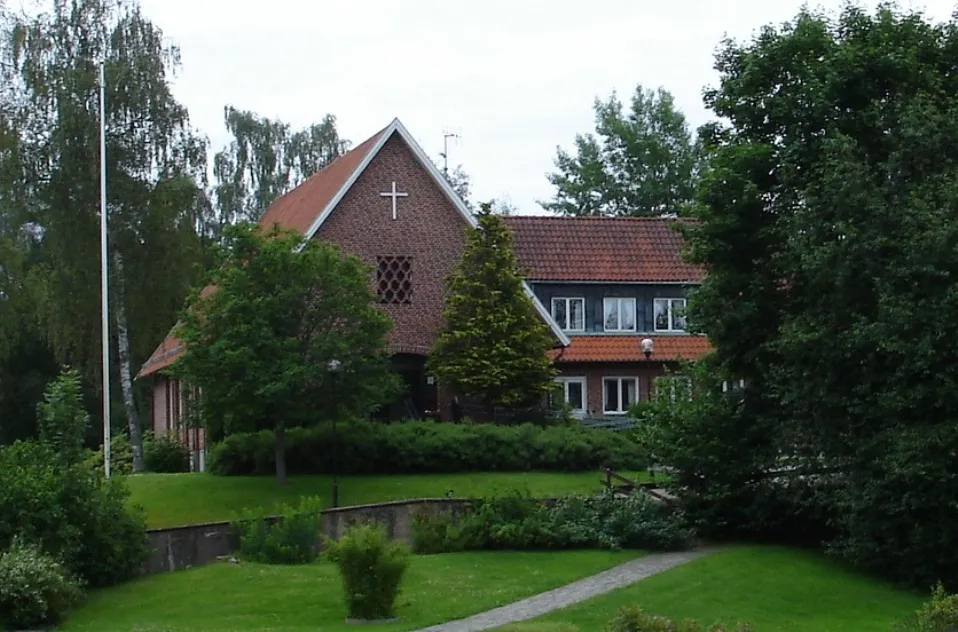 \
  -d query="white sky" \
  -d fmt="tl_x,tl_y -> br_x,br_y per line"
137,0 -> 956,215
